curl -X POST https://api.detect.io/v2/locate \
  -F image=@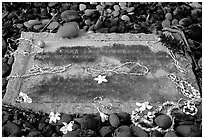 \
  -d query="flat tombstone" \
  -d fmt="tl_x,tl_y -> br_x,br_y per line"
3,32 -> 199,114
